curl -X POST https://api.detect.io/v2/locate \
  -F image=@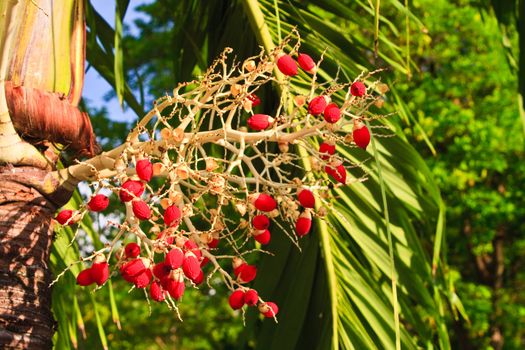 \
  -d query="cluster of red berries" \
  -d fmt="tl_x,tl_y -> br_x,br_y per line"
228,288 -> 278,319
55,43 -> 384,323
56,156 -> 283,318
